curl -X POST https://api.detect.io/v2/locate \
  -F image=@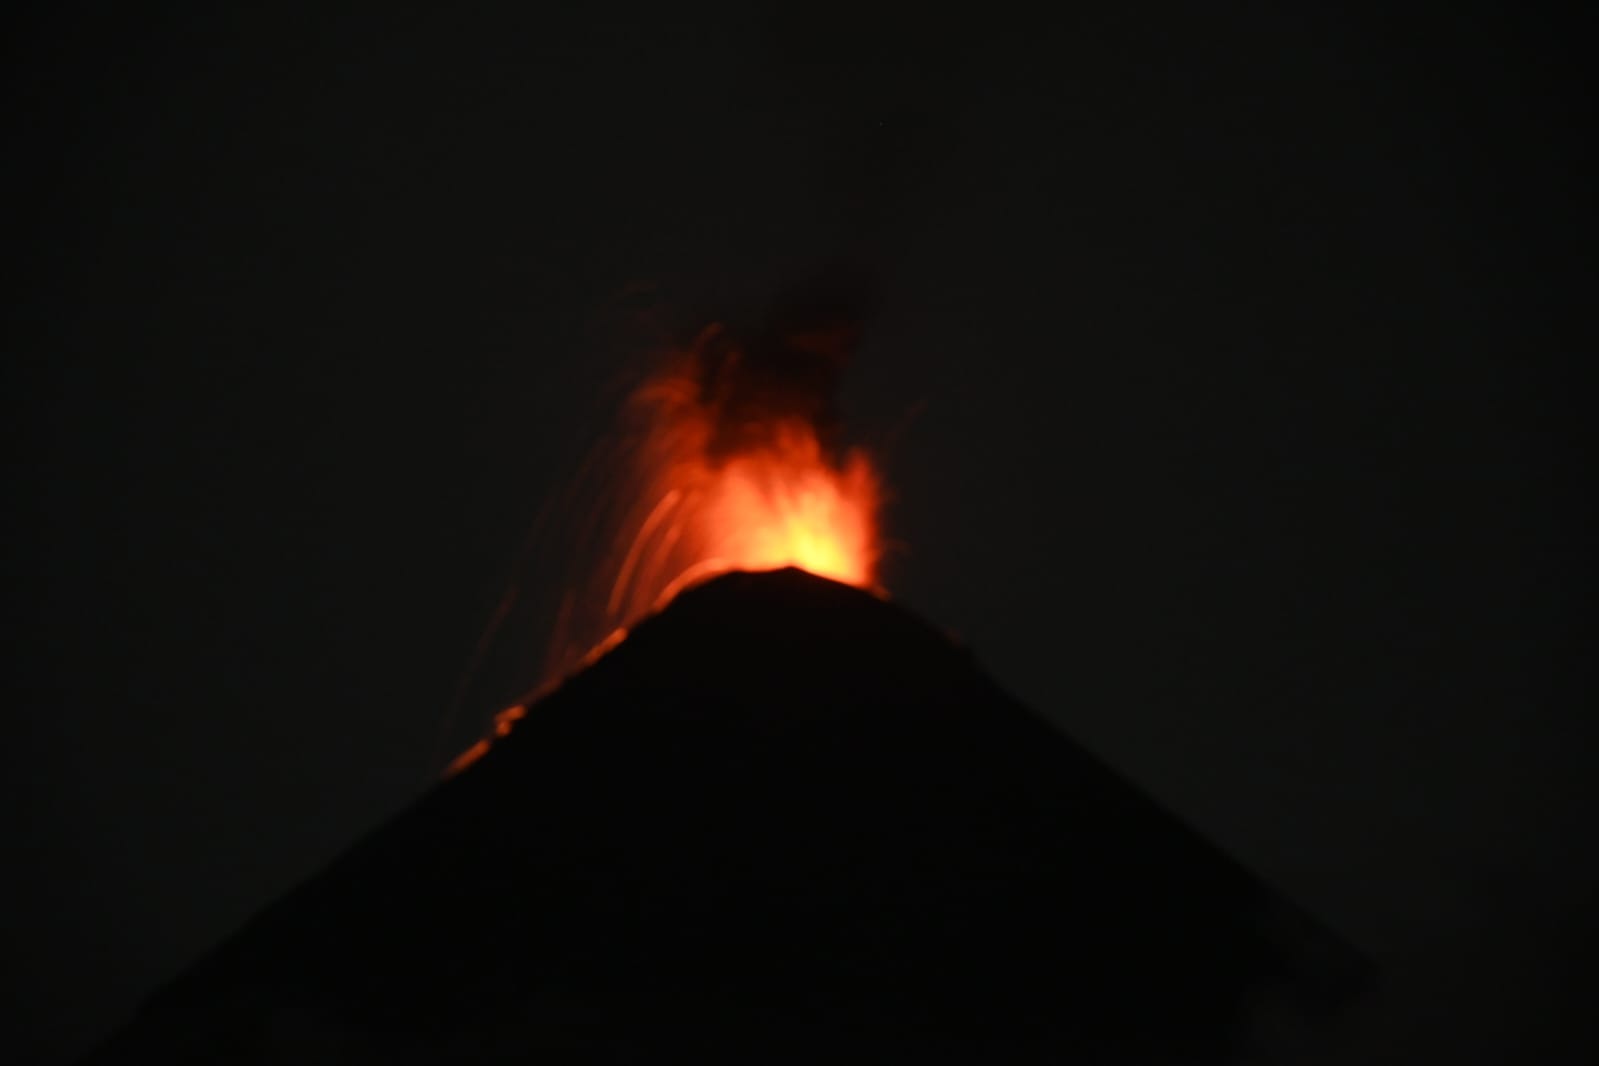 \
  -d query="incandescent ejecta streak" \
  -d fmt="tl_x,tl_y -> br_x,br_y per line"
448,311 -> 883,774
